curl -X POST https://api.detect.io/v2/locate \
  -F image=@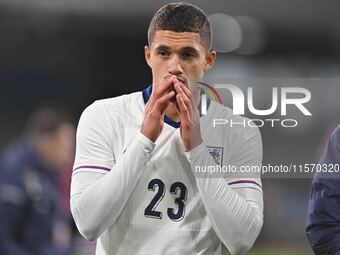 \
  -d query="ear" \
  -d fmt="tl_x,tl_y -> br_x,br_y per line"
204,50 -> 217,71
144,45 -> 151,68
